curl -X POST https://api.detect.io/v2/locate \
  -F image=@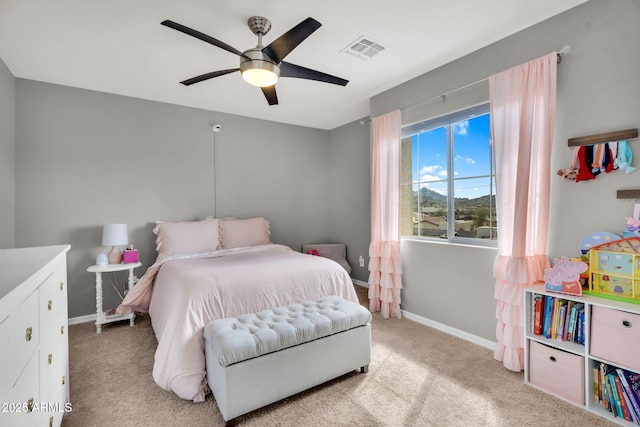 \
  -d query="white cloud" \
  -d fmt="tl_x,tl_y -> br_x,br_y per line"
419,165 -> 447,181
454,120 -> 469,135
455,155 -> 475,165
